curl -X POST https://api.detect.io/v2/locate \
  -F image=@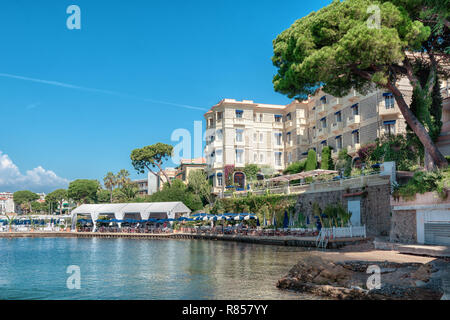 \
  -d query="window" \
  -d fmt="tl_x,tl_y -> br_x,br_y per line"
320,96 -> 327,104
288,152 -> 292,163
286,113 -> 292,121
352,104 -> 359,115
352,130 -> 360,145
259,153 -> 264,163
216,129 -> 223,141
216,112 -> 223,121
253,132 -> 257,142
275,152 -> 282,166
254,152 -> 257,162
236,110 -> 243,118
216,149 -> 223,163
274,114 -> 282,122
236,149 -> 243,163
286,132 -> 291,144
275,133 -> 282,146
259,114 -> 263,122
384,120 -> 396,135
336,136 -> 343,150
320,118 -> 327,128
335,111 -> 342,122
217,173 -> 223,186
384,94 -> 395,109
236,129 -> 243,142
253,114 -> 256,122
259,132 -> 264,142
